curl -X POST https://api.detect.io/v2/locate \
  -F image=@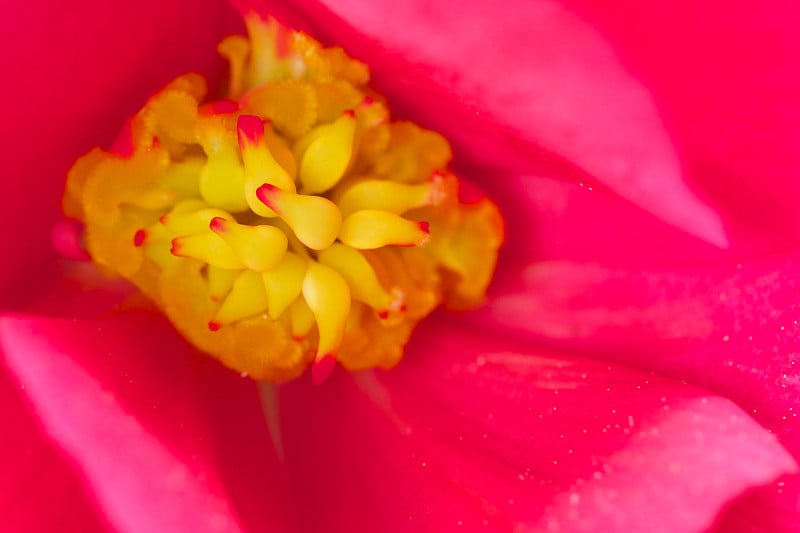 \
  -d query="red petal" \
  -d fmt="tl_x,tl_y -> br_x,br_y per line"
0,312 -> 295,532
240,0 -> 727,246
277,320 -> 795,532
473,250 -> 800,459
0,0 -> 241,295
